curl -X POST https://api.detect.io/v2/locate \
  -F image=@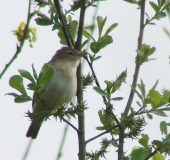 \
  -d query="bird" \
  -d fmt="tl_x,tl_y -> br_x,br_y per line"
26,47 -> 86,139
